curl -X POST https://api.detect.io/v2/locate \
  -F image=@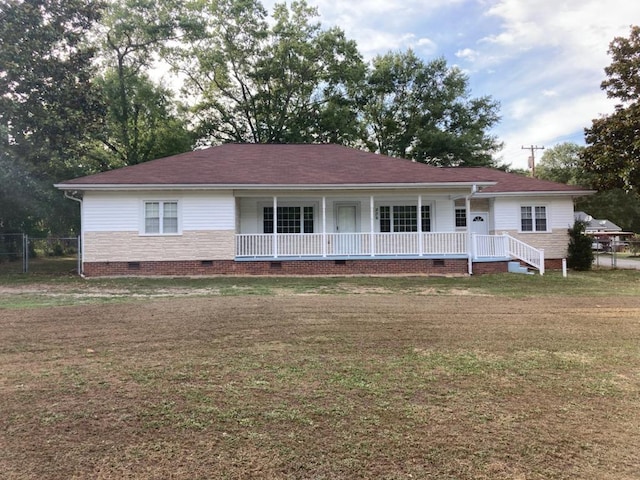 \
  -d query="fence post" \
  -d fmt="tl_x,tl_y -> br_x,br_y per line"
77,234 -> 82,275
23,234 -> 29,273
539,248 -> 545,276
